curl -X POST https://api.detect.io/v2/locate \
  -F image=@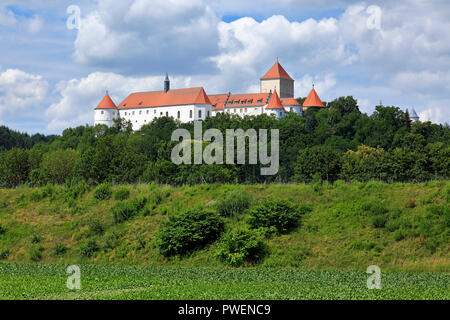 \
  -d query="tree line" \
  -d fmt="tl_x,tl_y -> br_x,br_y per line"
0,96 -> 449,188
